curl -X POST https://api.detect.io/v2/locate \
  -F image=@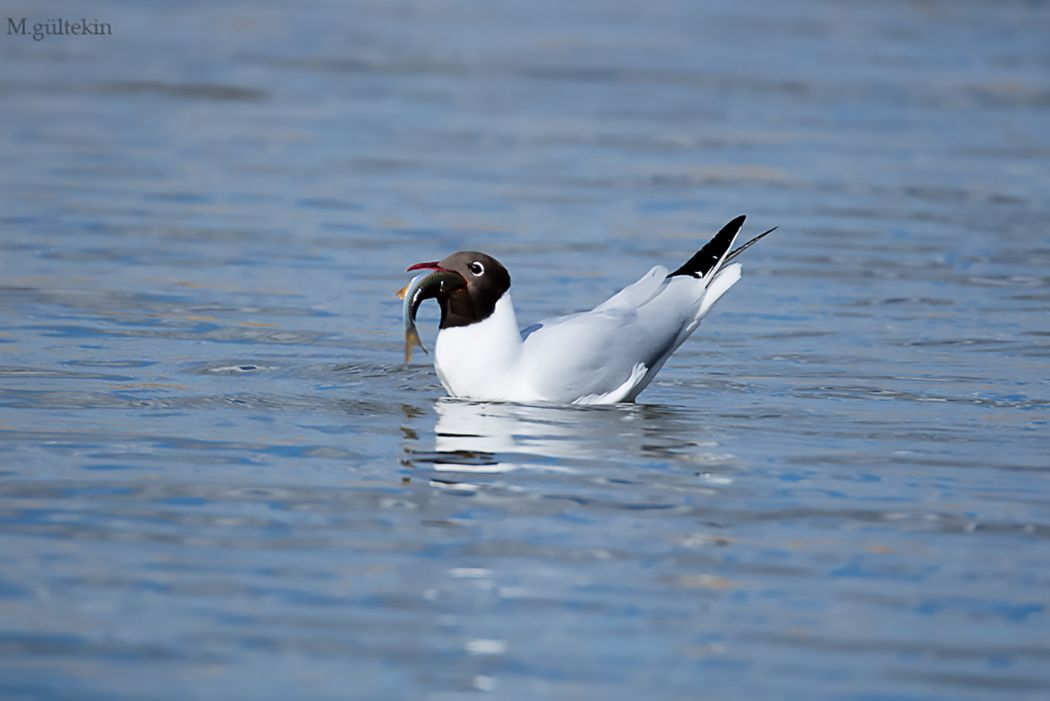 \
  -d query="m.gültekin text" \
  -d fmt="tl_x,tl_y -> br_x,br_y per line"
7,18 -> 112,41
